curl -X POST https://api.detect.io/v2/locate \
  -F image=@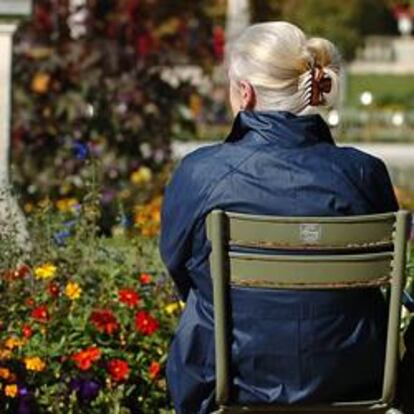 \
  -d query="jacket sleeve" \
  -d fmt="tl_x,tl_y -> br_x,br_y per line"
369,157 -> 399,213
159,159 -> 199,301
